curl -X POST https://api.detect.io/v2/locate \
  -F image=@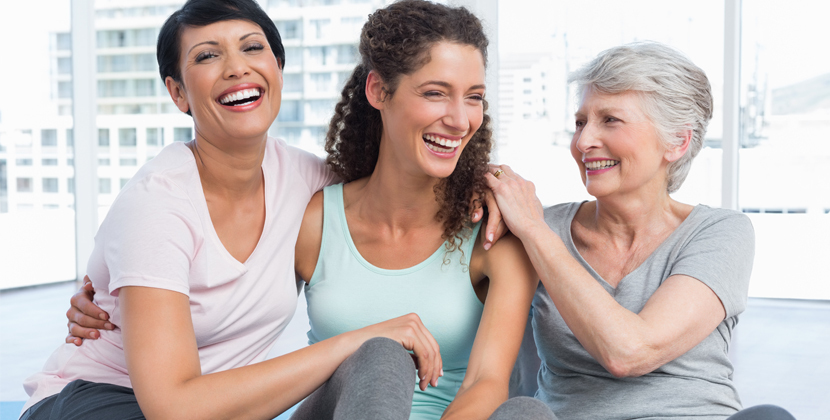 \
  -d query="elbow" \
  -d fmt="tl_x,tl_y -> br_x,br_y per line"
599,342 -> 657,378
